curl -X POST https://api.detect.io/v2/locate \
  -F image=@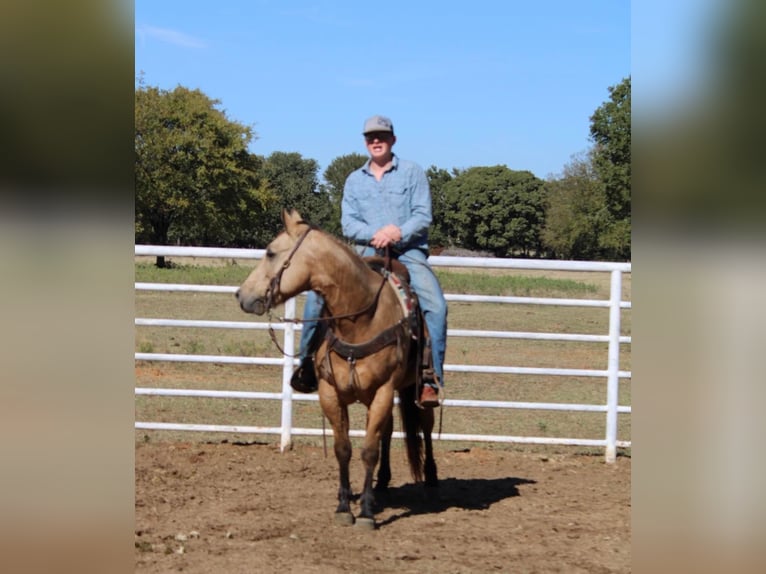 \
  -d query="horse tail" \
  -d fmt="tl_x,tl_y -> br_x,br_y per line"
398,383 -> 424,482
